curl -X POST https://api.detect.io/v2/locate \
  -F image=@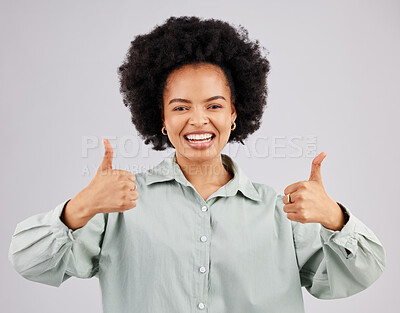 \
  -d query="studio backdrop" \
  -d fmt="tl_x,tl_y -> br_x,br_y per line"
1,0 -> 399,312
